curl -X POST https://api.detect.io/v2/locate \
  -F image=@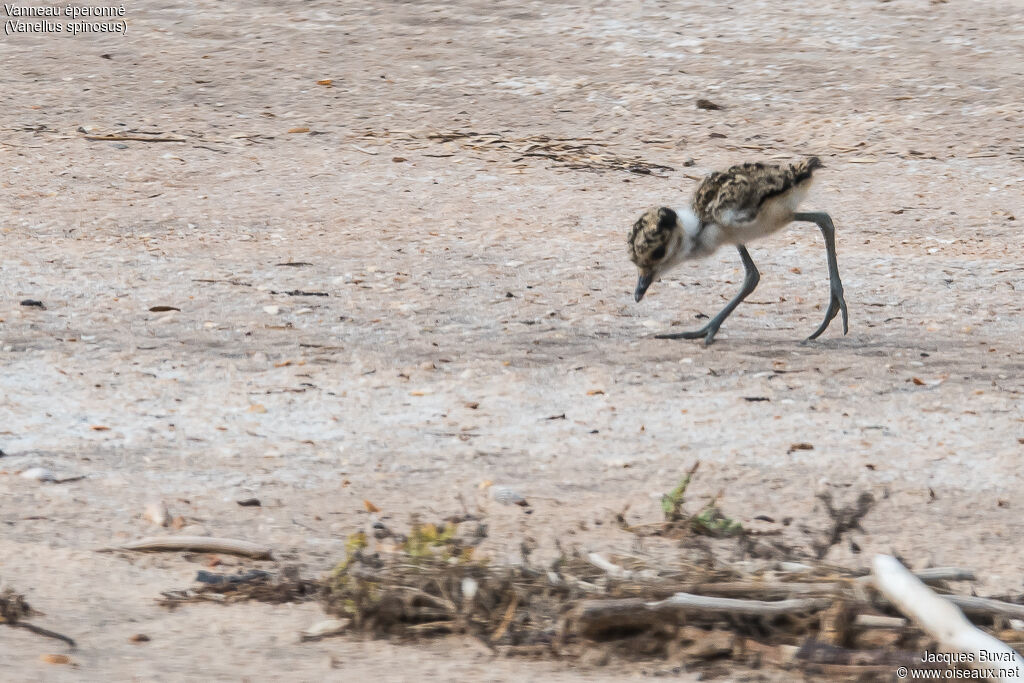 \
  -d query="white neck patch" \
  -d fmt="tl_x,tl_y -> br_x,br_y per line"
677,207 -> 702,238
